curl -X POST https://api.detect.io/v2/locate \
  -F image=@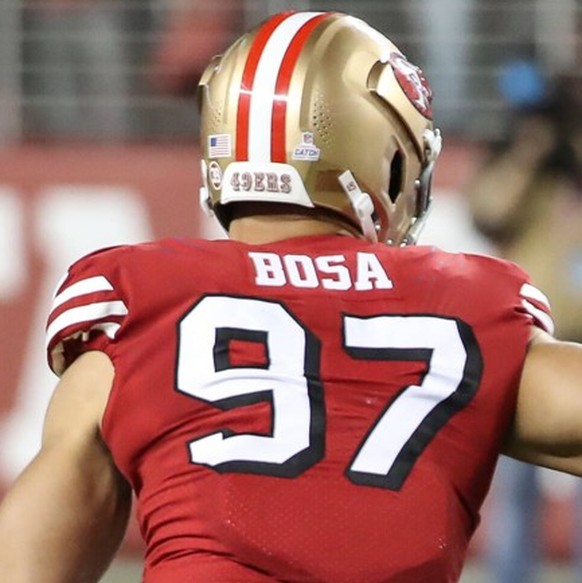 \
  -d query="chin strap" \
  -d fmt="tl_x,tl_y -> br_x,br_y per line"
199,160 -> 215,217
338,170 -> 378,243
